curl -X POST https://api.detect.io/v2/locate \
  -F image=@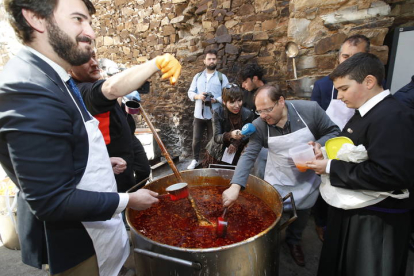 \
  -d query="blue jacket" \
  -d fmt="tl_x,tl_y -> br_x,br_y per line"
311,76 -> 336,111
0,48 -> 119,274
393,75 -> 414,109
